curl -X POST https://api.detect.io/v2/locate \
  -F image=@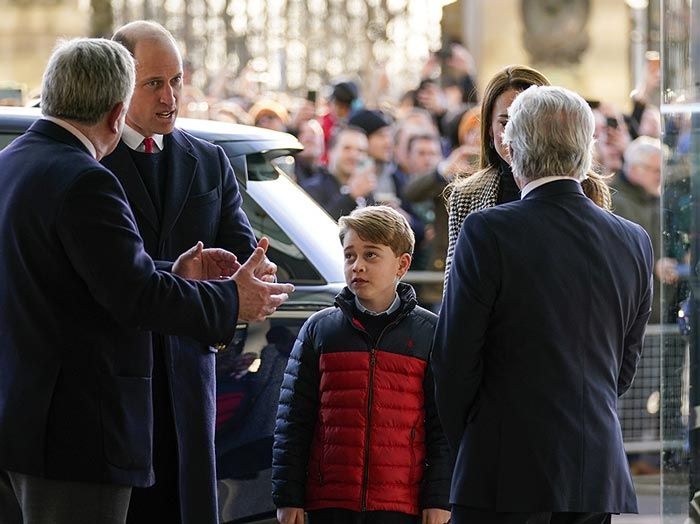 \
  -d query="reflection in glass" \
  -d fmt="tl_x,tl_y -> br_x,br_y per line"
661,0 -> 700,520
